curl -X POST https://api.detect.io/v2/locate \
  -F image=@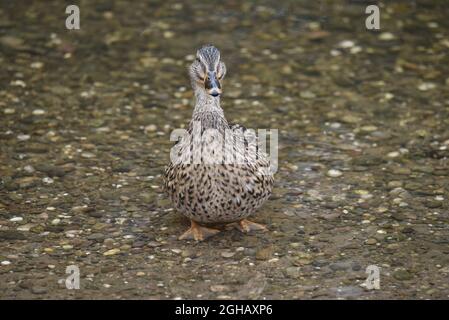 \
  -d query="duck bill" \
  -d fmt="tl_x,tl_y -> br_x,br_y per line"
205,72 -> 222,97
